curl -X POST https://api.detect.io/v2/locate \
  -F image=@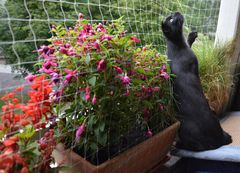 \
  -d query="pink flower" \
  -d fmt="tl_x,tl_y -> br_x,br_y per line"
153,87 -> 160,92
76,123 -> 86,141
117,74 -> 131,86
146,128 -> 153,137
92,95 -> 97,105
97,59 -> 107,72
101,34 -> 113,41
64,69 -> 77,85
25,74 -> 36,83
96,23 -> 106,33
161,72 -> 170,80
159,104 -> 164,111
115,66 -> 123,74
59,46 -> 68,55
130,36 -> 140,43
85,86 -> 91,101
78,13 -> 84,20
